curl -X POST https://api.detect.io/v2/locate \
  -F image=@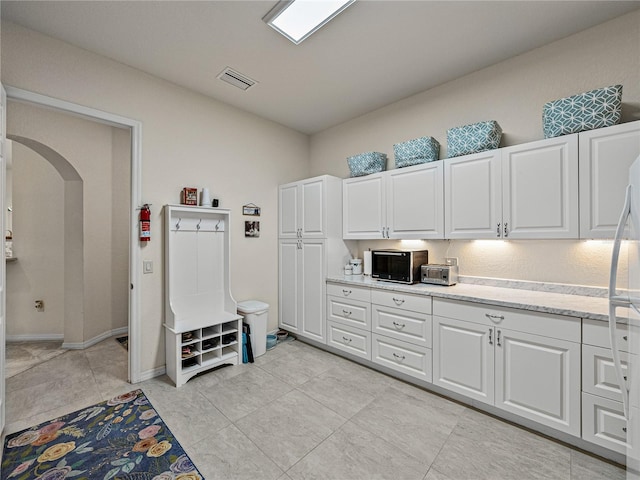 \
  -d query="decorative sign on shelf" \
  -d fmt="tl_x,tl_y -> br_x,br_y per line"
181,187 -> 198,206
243,203 -> 261,216
245,221 -> 260,238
